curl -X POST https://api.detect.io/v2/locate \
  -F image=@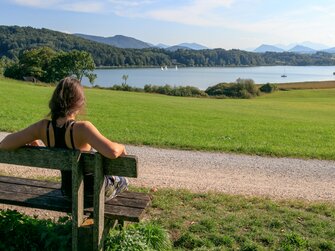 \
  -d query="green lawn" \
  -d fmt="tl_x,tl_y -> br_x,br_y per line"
144,188 -> 335,250
1,188 -> 335,250
1,77 -> 335,159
